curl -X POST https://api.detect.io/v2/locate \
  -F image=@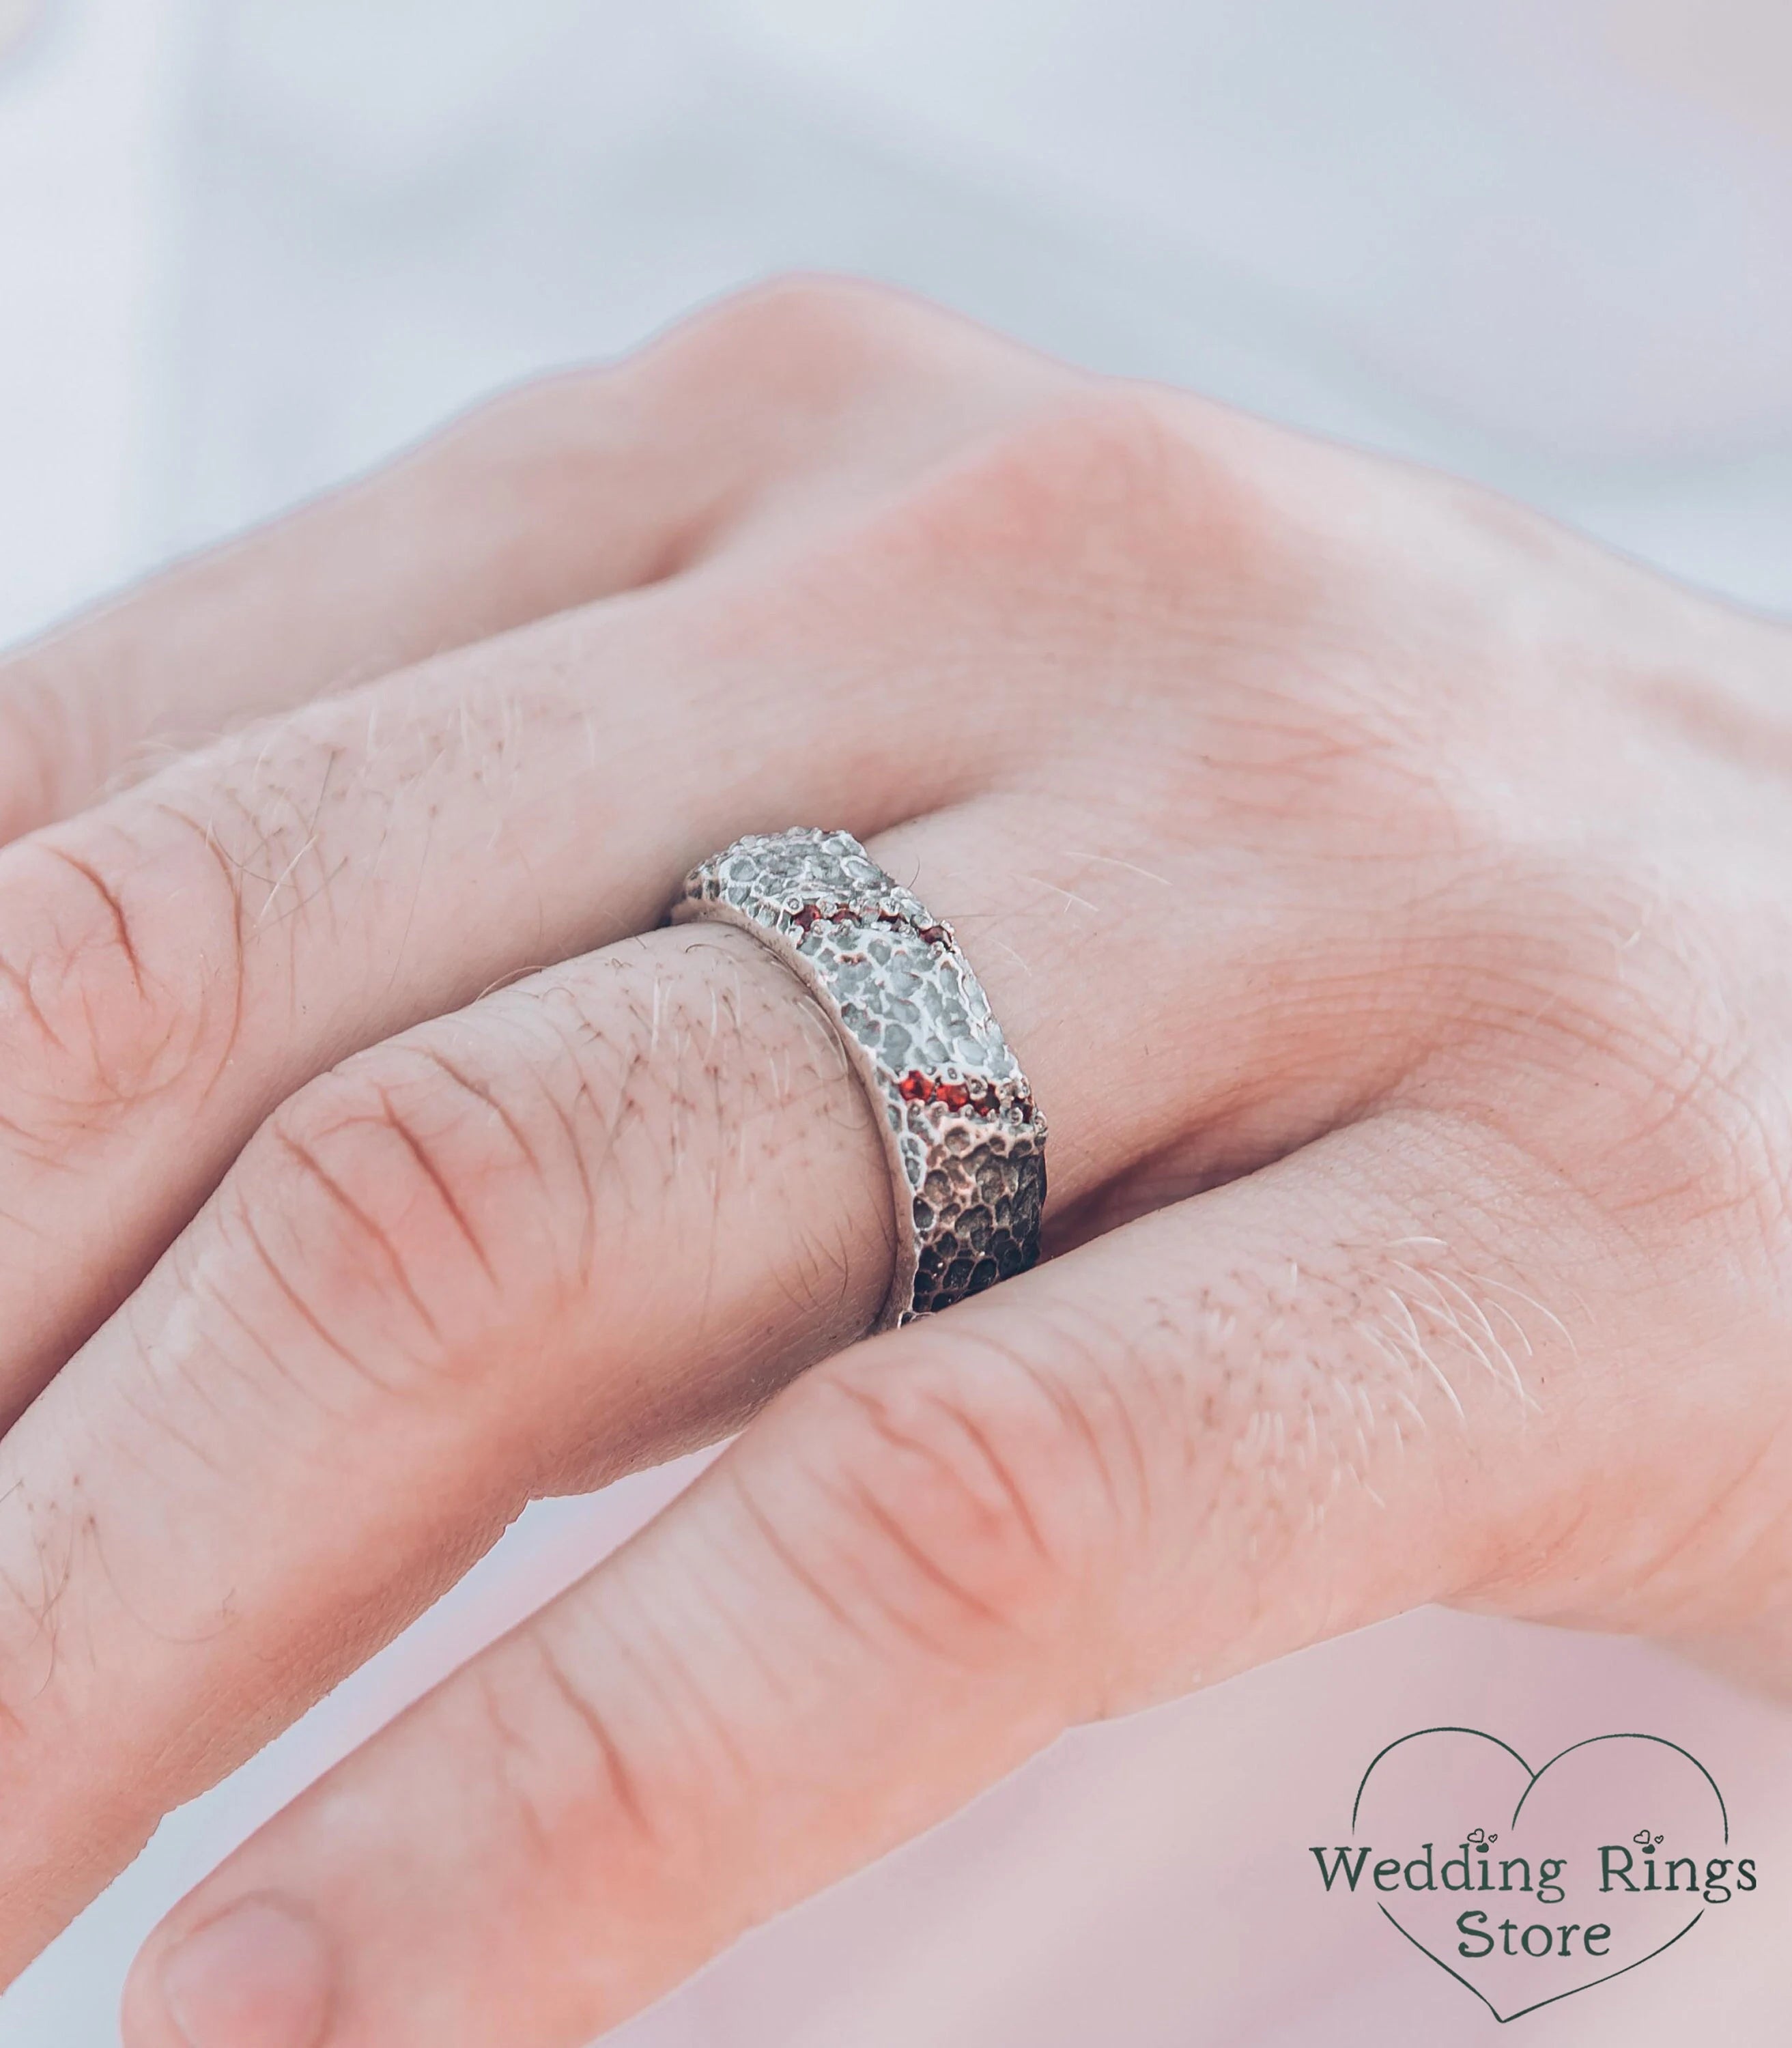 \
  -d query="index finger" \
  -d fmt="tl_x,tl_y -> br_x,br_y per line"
0,365 -> 691,843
